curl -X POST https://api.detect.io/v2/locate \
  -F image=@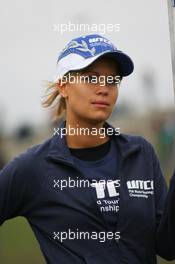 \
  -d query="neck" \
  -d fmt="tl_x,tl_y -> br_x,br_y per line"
65,116 -> 109,148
